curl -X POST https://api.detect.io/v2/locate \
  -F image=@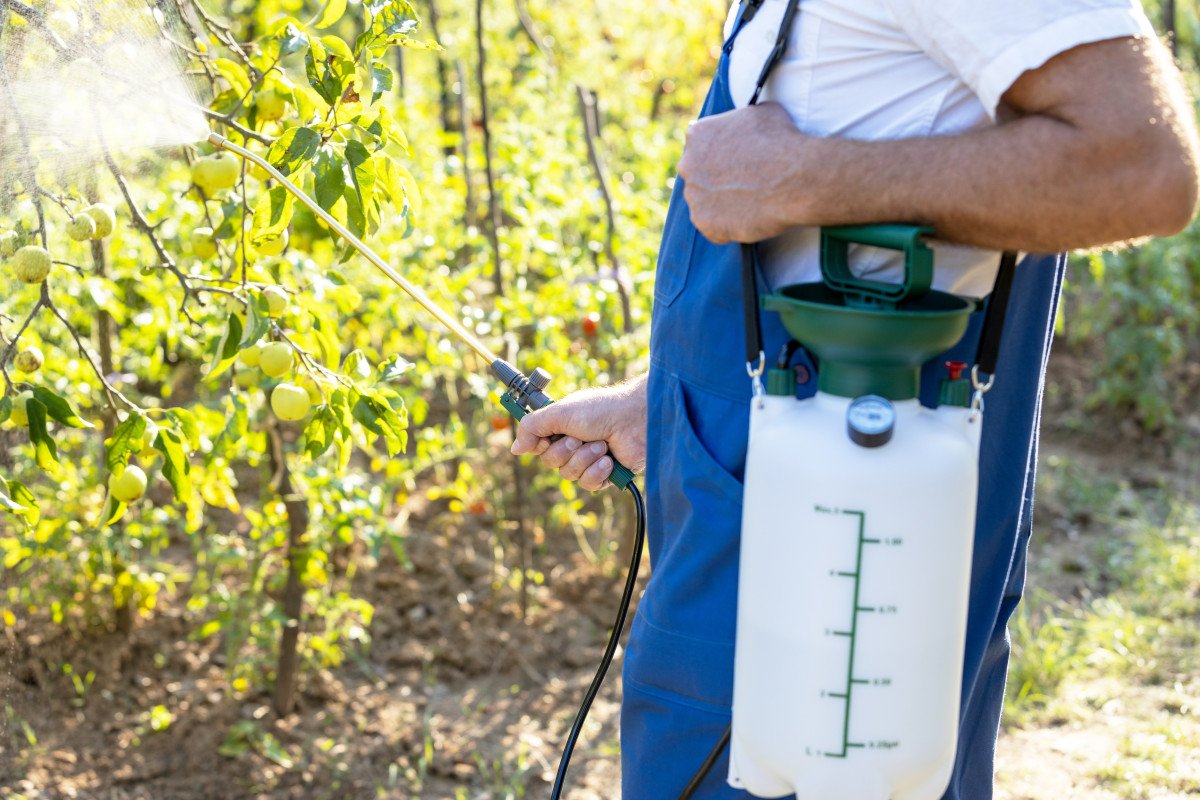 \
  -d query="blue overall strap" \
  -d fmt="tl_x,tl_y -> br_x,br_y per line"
724,0 -> 764,55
